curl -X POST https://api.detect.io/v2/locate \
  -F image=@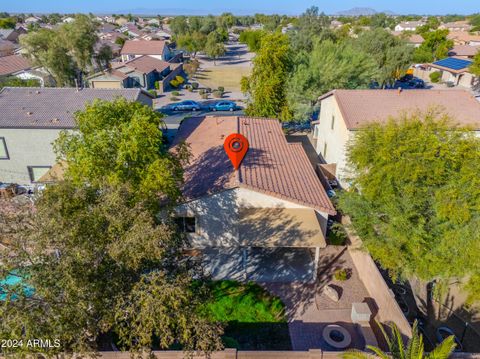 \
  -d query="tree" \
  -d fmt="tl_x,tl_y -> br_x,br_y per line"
0,17 -> 16,29
176,31 -> 207,57
95,43 -> 113,69
204,31 -> 226,65
54,99 -> 187,201
0,76 -> 41,90
353,29 -> 413,87
343,321 -> 456,359
238,30 -> 264,52
470,52 -> 480,76
241,33 -> 292,121
0,100 -> 223,355
338,111 -> 480,303
413,30 -> 453,63
288,40 -> 378,121
169,16 -> 189,36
